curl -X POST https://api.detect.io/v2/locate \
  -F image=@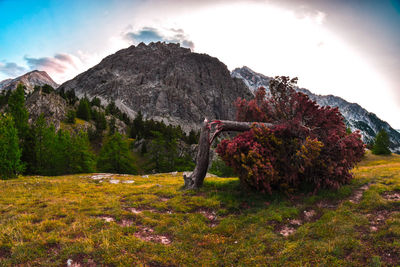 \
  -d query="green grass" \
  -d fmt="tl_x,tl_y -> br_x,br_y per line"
0,152 -> 399,266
